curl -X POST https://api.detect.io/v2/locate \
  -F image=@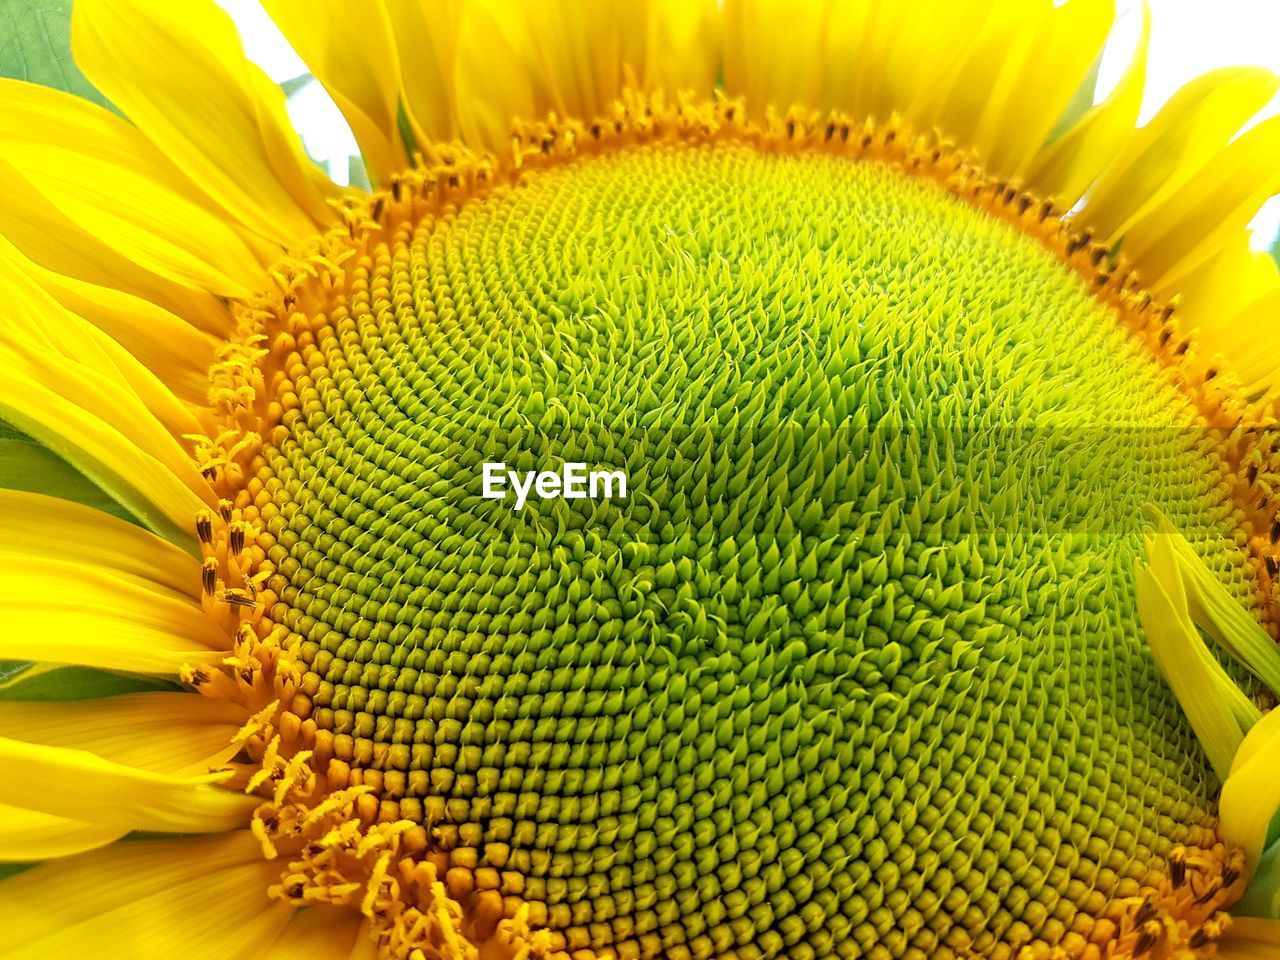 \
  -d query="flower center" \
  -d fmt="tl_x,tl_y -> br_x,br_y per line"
202,109 -> 1261,960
